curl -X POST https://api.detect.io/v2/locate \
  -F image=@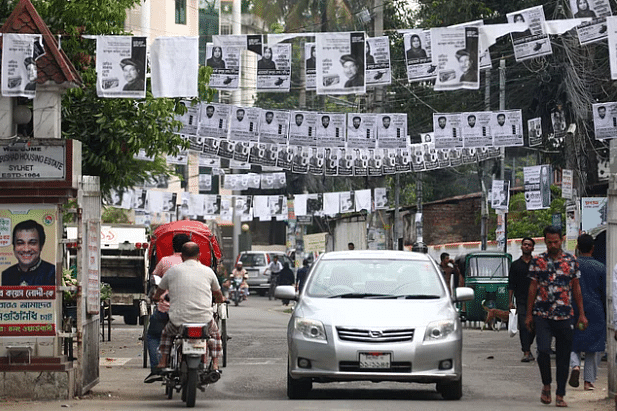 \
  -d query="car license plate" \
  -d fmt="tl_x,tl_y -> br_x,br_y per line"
182,339 -> 207,355
247,269 -> 259,277
359,352 -> 390,369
